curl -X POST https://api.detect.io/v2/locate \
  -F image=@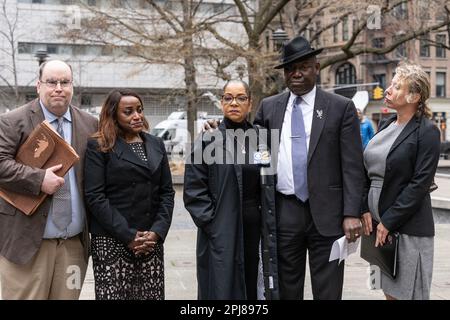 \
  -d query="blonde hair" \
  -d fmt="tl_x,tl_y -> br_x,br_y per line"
395,61 -> 432,118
